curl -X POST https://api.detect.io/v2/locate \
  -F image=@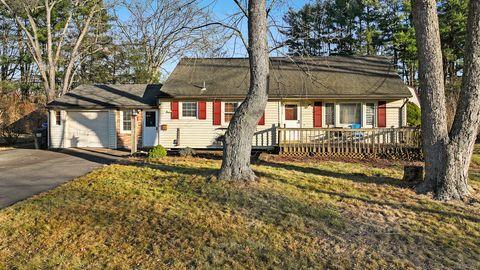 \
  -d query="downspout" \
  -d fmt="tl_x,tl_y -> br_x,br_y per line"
401,98 -> 410,127
157,102 -> 161,146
